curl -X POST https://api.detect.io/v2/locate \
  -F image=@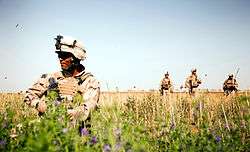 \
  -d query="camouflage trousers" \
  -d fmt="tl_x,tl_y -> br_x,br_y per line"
160,87 -> 172,96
